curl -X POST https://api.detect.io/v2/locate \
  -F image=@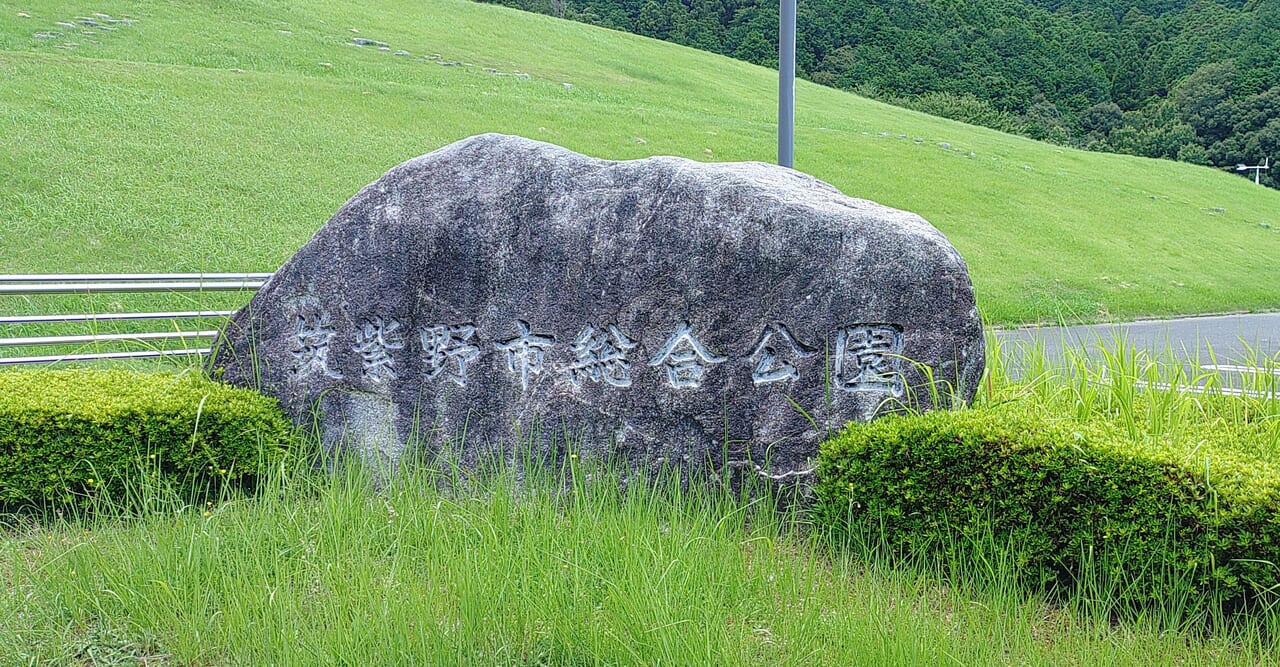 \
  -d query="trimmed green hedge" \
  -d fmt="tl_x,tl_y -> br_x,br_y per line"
0,369 -> 294,507
815,404 -> 1280,609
